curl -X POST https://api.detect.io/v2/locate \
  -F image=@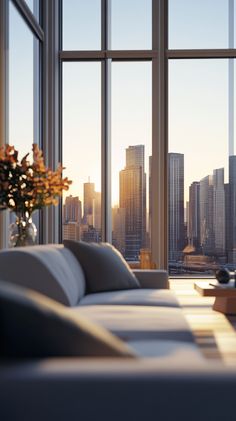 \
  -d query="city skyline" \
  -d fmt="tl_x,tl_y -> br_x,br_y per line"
63,142 -> 236,266
63,144 -> 149,260
64,148 -> 236,210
